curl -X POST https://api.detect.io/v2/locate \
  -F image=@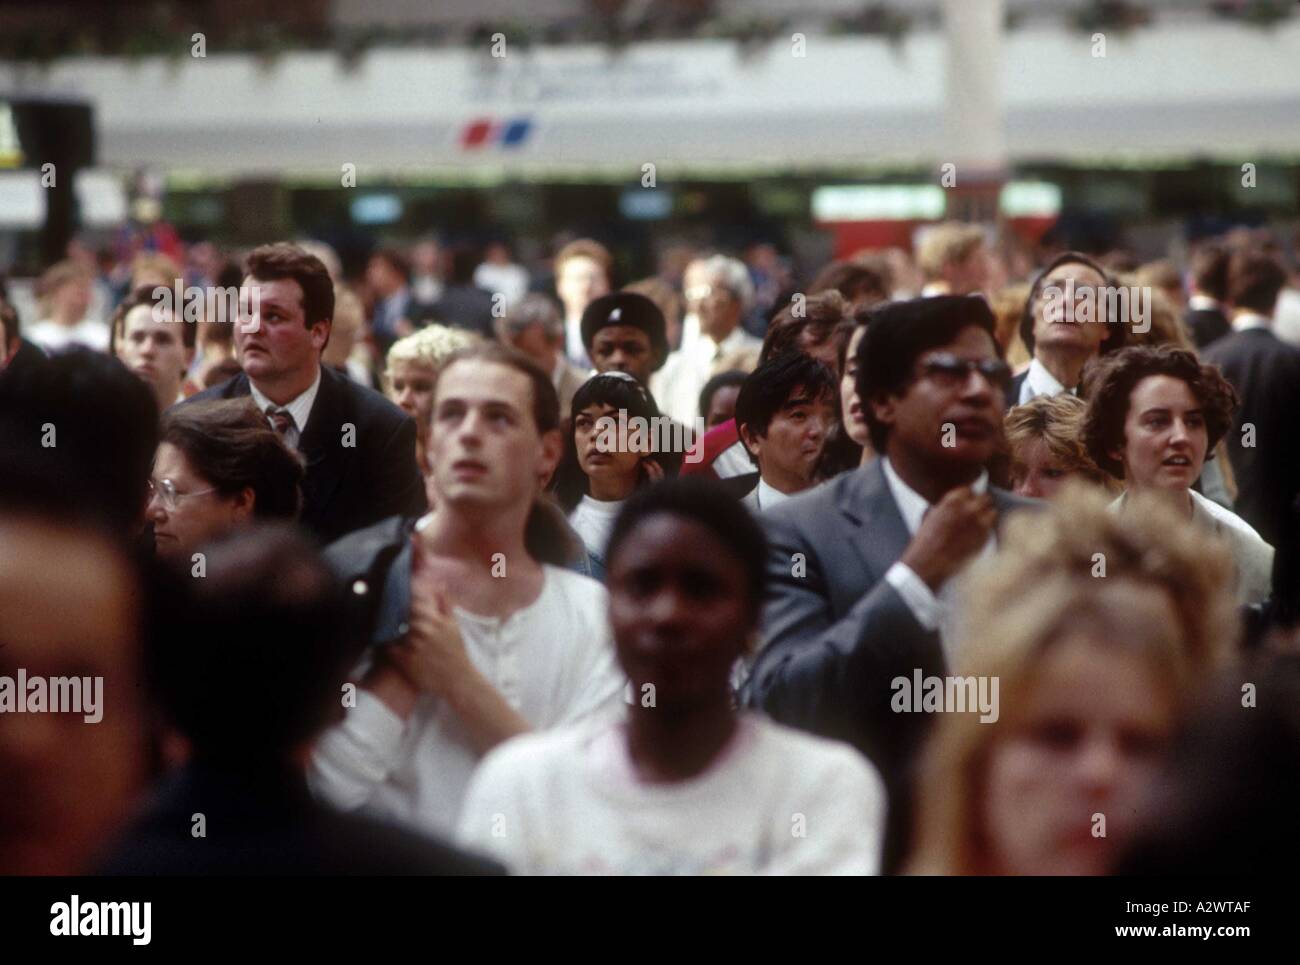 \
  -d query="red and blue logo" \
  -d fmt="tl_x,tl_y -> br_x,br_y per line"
460,117 -> 533,150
